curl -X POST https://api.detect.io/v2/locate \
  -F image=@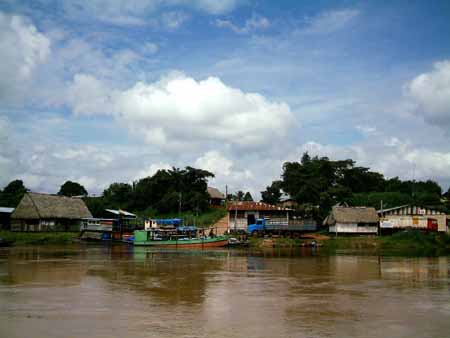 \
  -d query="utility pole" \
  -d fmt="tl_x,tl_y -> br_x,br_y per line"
379,200 -> 383,236
178,192 -> 182,219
